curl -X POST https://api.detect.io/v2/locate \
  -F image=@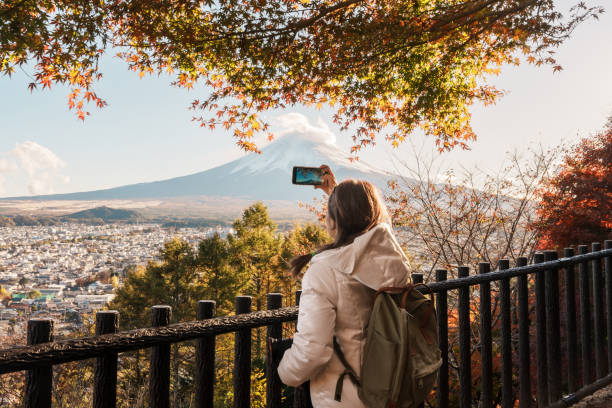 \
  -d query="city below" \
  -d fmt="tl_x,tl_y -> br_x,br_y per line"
0,223 -> 233,343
